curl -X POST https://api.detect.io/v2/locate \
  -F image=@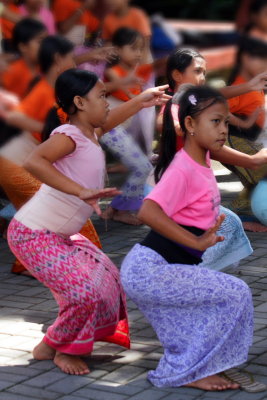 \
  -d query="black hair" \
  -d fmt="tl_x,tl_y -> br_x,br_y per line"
166,48 -> 204,92
12,18 -> 46,52
155,85 -> 227,183
228,35 -> 267,84
42,69 -> 99,140
111,27 -> 143,47
250,0 -> 267,14
38,35 -> 74,74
